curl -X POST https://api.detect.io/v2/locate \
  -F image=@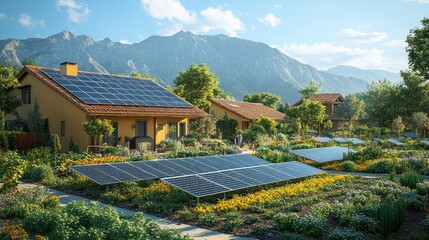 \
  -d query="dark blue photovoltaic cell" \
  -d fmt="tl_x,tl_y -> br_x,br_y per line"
162,161 -> 325,197
42,69 -> 193,108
